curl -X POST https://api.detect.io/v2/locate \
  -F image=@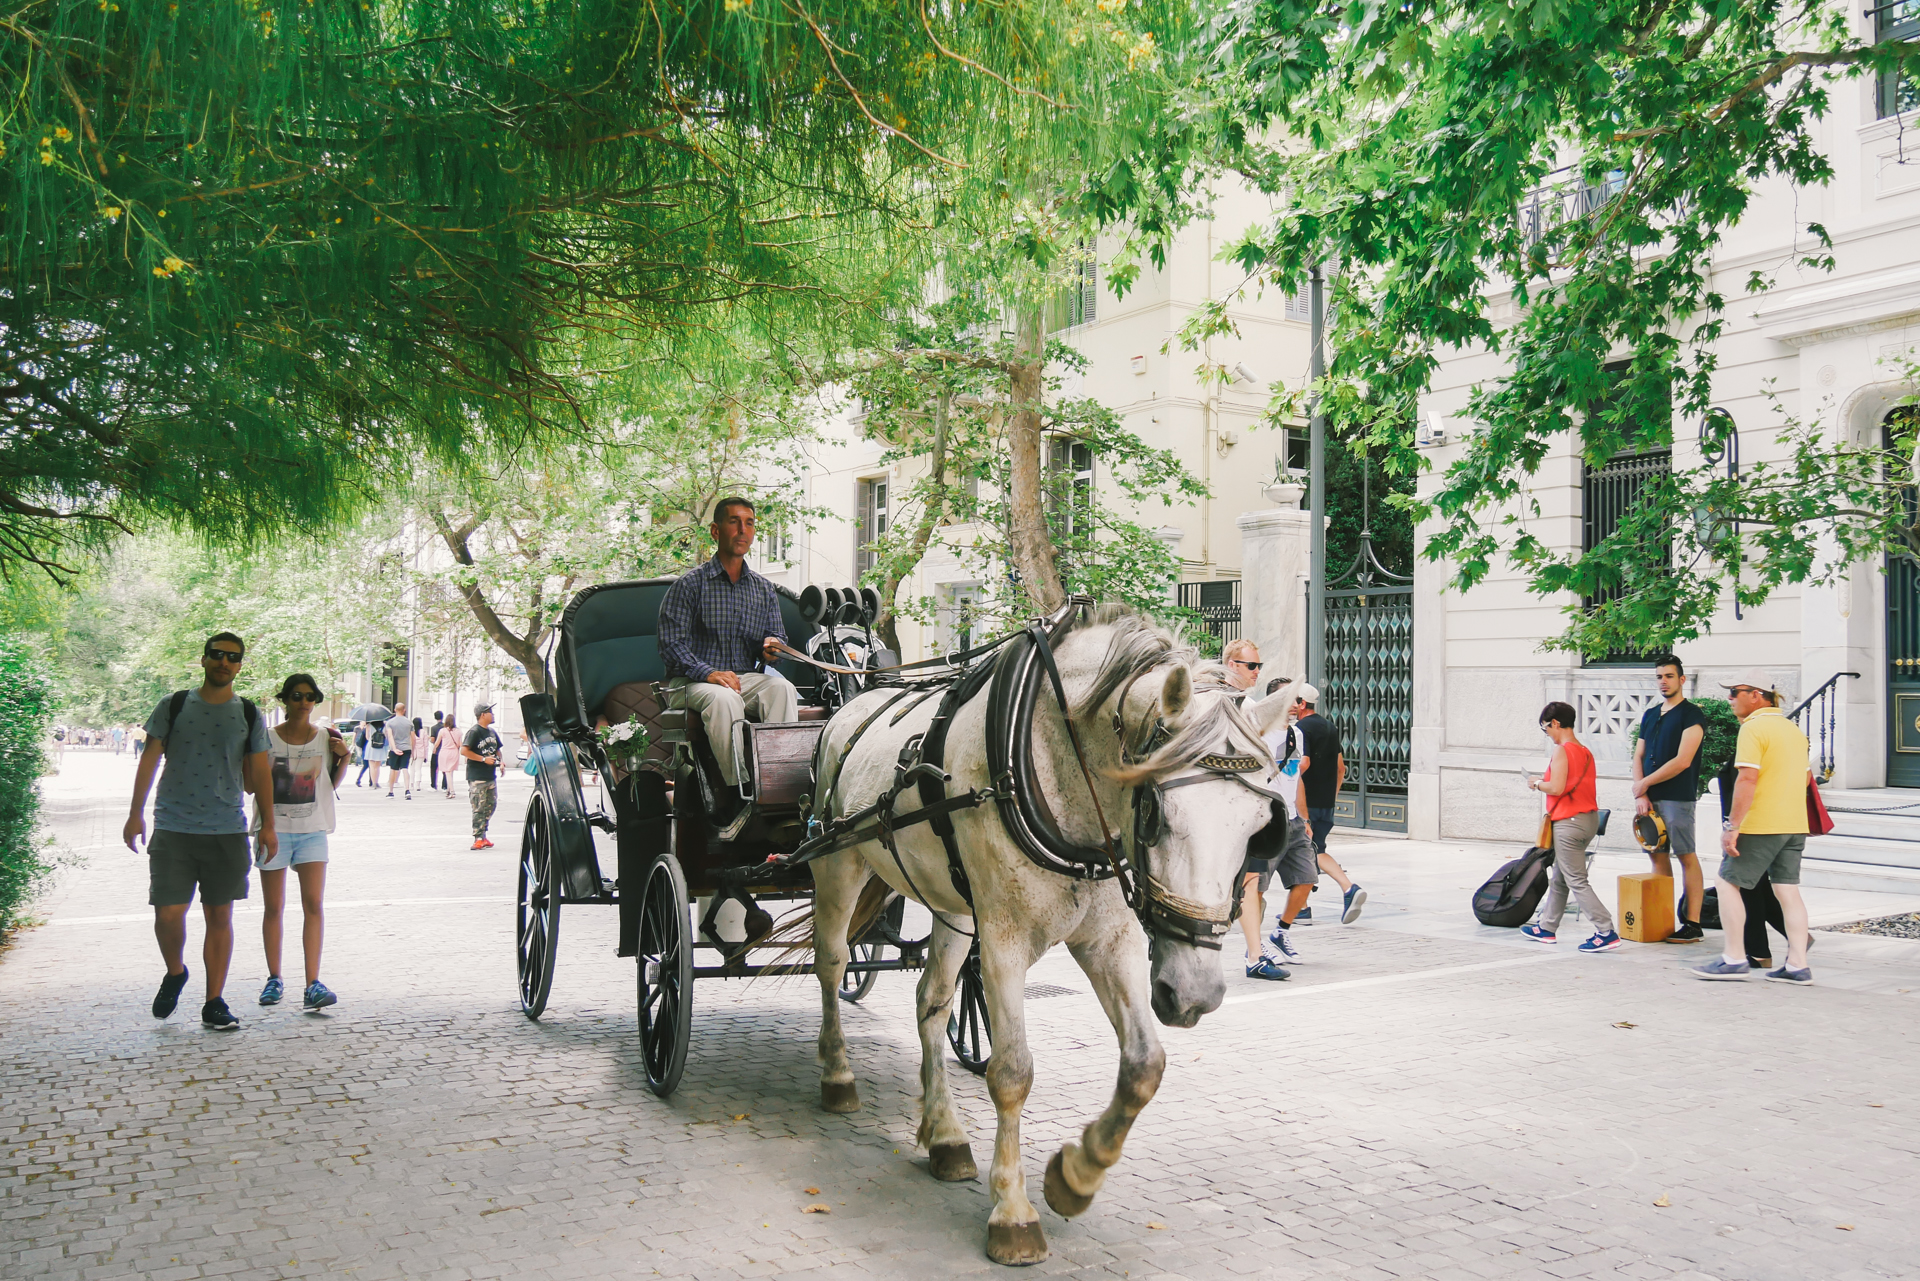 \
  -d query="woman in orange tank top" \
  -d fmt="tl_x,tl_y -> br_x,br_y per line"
1520,701 -> 1619,951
